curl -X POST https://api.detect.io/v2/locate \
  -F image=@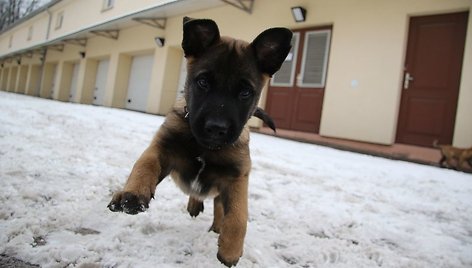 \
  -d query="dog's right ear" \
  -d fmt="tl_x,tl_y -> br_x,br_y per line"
251,28 -> 293,76
182,17 -> 220,57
